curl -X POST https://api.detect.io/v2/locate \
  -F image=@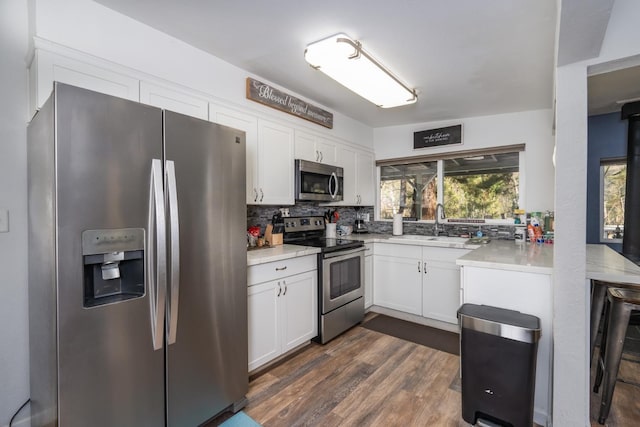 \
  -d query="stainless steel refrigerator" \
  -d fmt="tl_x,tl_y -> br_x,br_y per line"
28,83 -> 248,427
